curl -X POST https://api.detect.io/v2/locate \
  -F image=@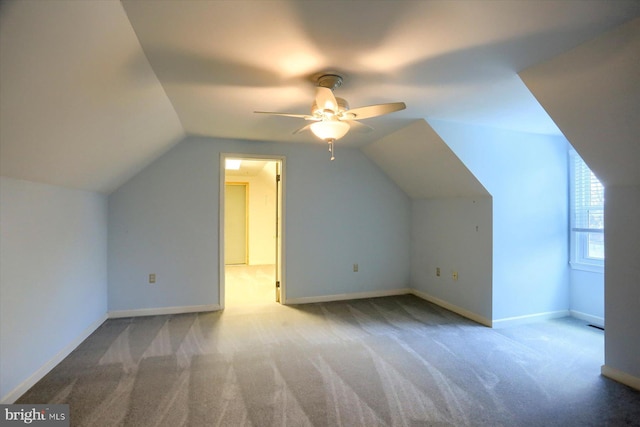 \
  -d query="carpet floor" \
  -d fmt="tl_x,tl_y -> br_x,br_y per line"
225,264 -> 277,307
17,295 -> 640,426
